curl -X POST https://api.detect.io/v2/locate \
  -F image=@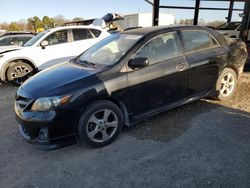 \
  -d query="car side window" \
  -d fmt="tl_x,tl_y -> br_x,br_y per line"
17,36 -> 32,45
134,32 -> 182,65
0,36 -> 17,46
72,29 -> 93,41
45,30 -> 68,46
182,30 -> 218,52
